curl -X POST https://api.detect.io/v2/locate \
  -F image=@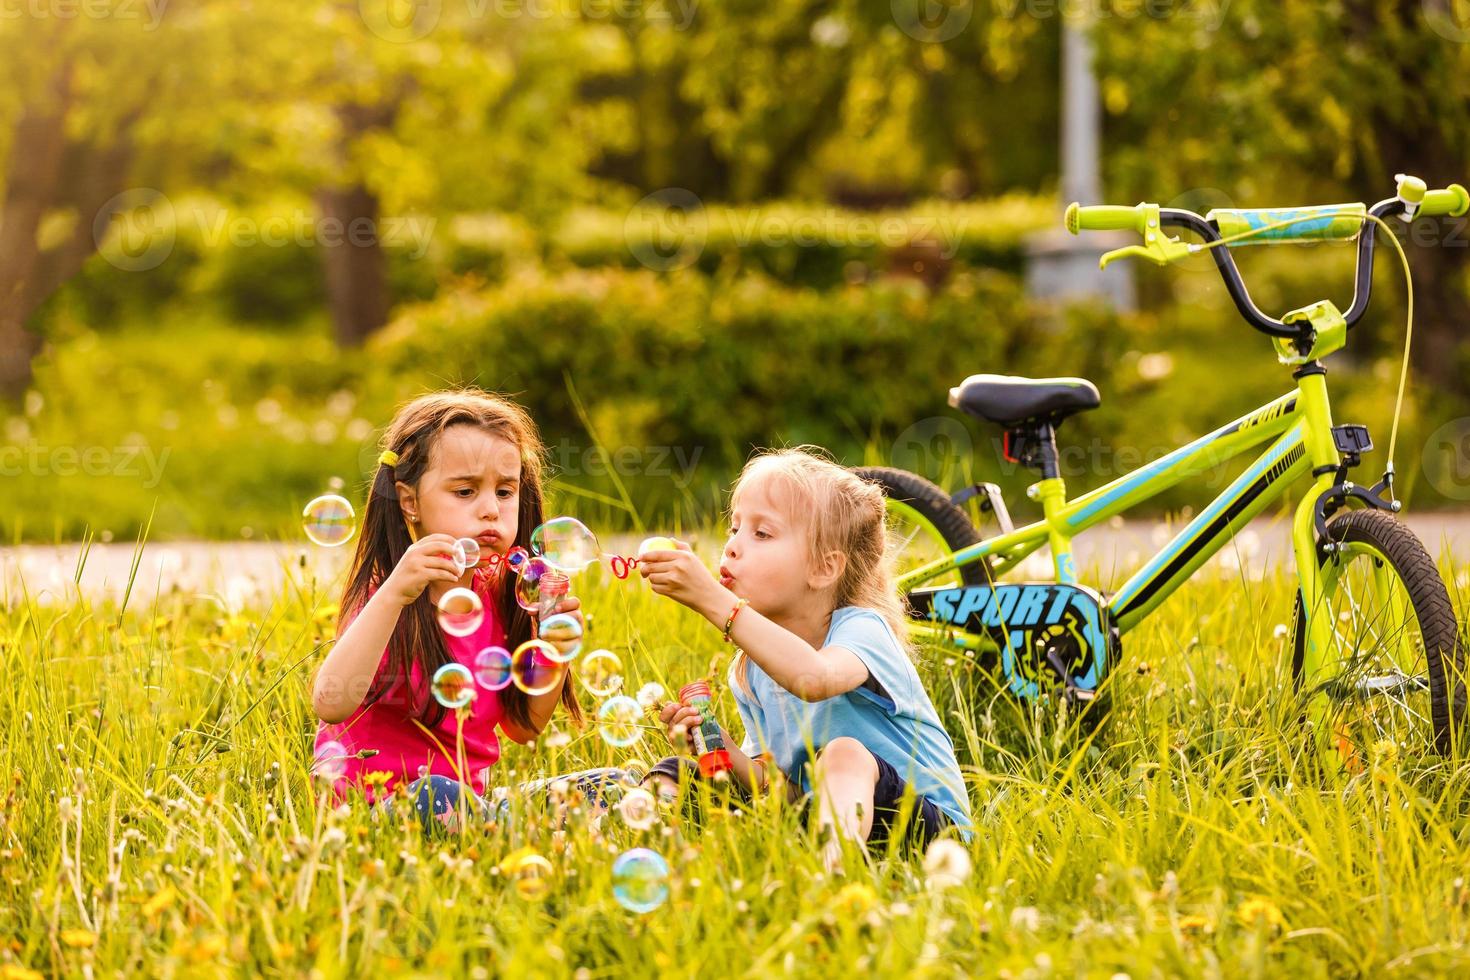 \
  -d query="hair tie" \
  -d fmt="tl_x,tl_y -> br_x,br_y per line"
378,450 -> 399,467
